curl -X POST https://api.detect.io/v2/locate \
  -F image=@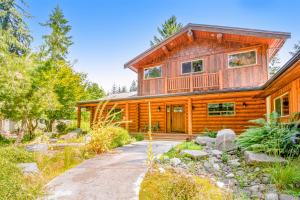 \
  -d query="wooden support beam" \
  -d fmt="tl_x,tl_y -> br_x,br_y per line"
125,103 -> 129,130
187,29 -> 194,42
189,74 -> 193,92
216,33 -> 223,43
218,70 -> 224,90
77,106 -> 81,128
188,98 -> 192,135
162,46 -> 169,56
164,77 -> 168,94
89,107 -> 94,128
